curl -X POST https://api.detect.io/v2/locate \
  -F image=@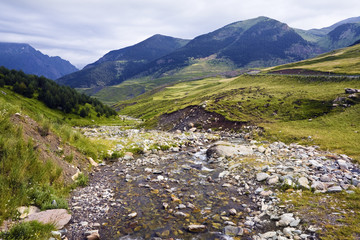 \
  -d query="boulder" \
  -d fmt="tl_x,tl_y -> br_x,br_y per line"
256,172 -> 270,182
206,141 -> 253,159
24,209 -> 71,229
